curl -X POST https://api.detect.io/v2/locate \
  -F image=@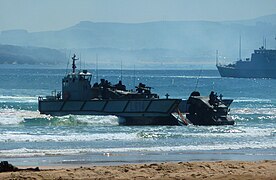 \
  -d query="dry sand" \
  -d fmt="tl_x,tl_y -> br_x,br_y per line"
0,160 -> 275,179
